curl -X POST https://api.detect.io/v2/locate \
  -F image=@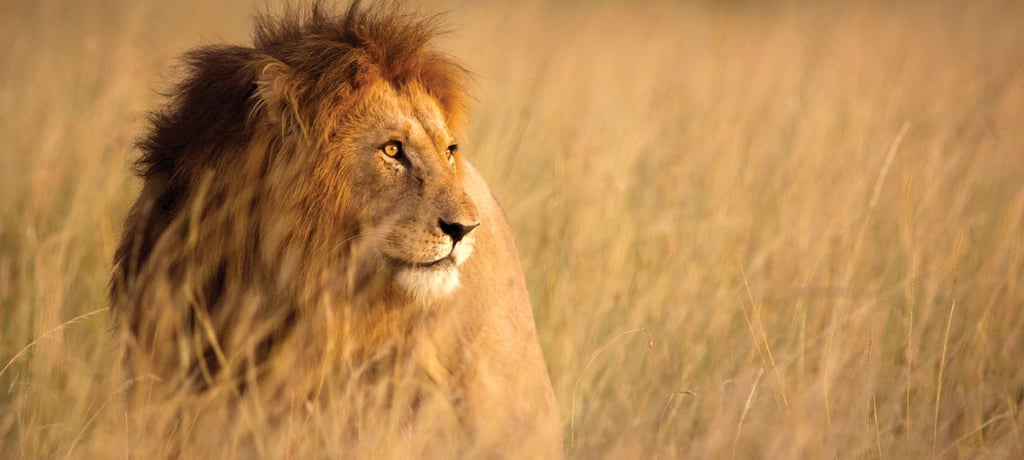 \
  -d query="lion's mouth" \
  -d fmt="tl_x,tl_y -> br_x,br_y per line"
392,255 -> 456,271
412,256 -> 455,269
